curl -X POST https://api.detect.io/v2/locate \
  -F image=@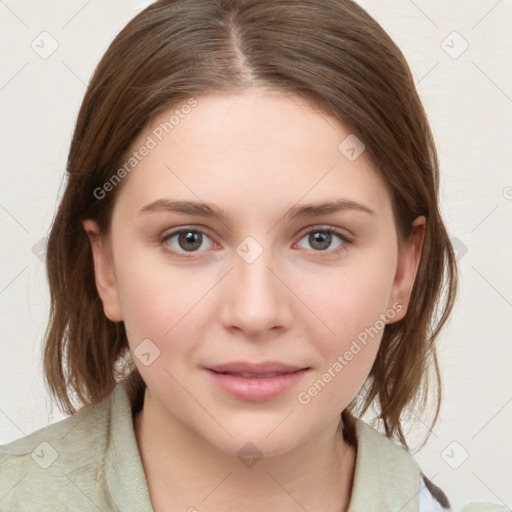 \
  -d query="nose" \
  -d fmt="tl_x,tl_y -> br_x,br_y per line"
219,244 -> 293,339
